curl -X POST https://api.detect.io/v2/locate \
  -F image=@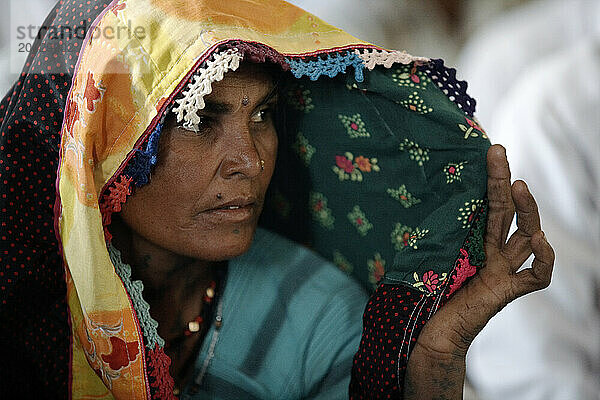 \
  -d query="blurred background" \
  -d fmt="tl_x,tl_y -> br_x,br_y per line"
2,1 -> 598,399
